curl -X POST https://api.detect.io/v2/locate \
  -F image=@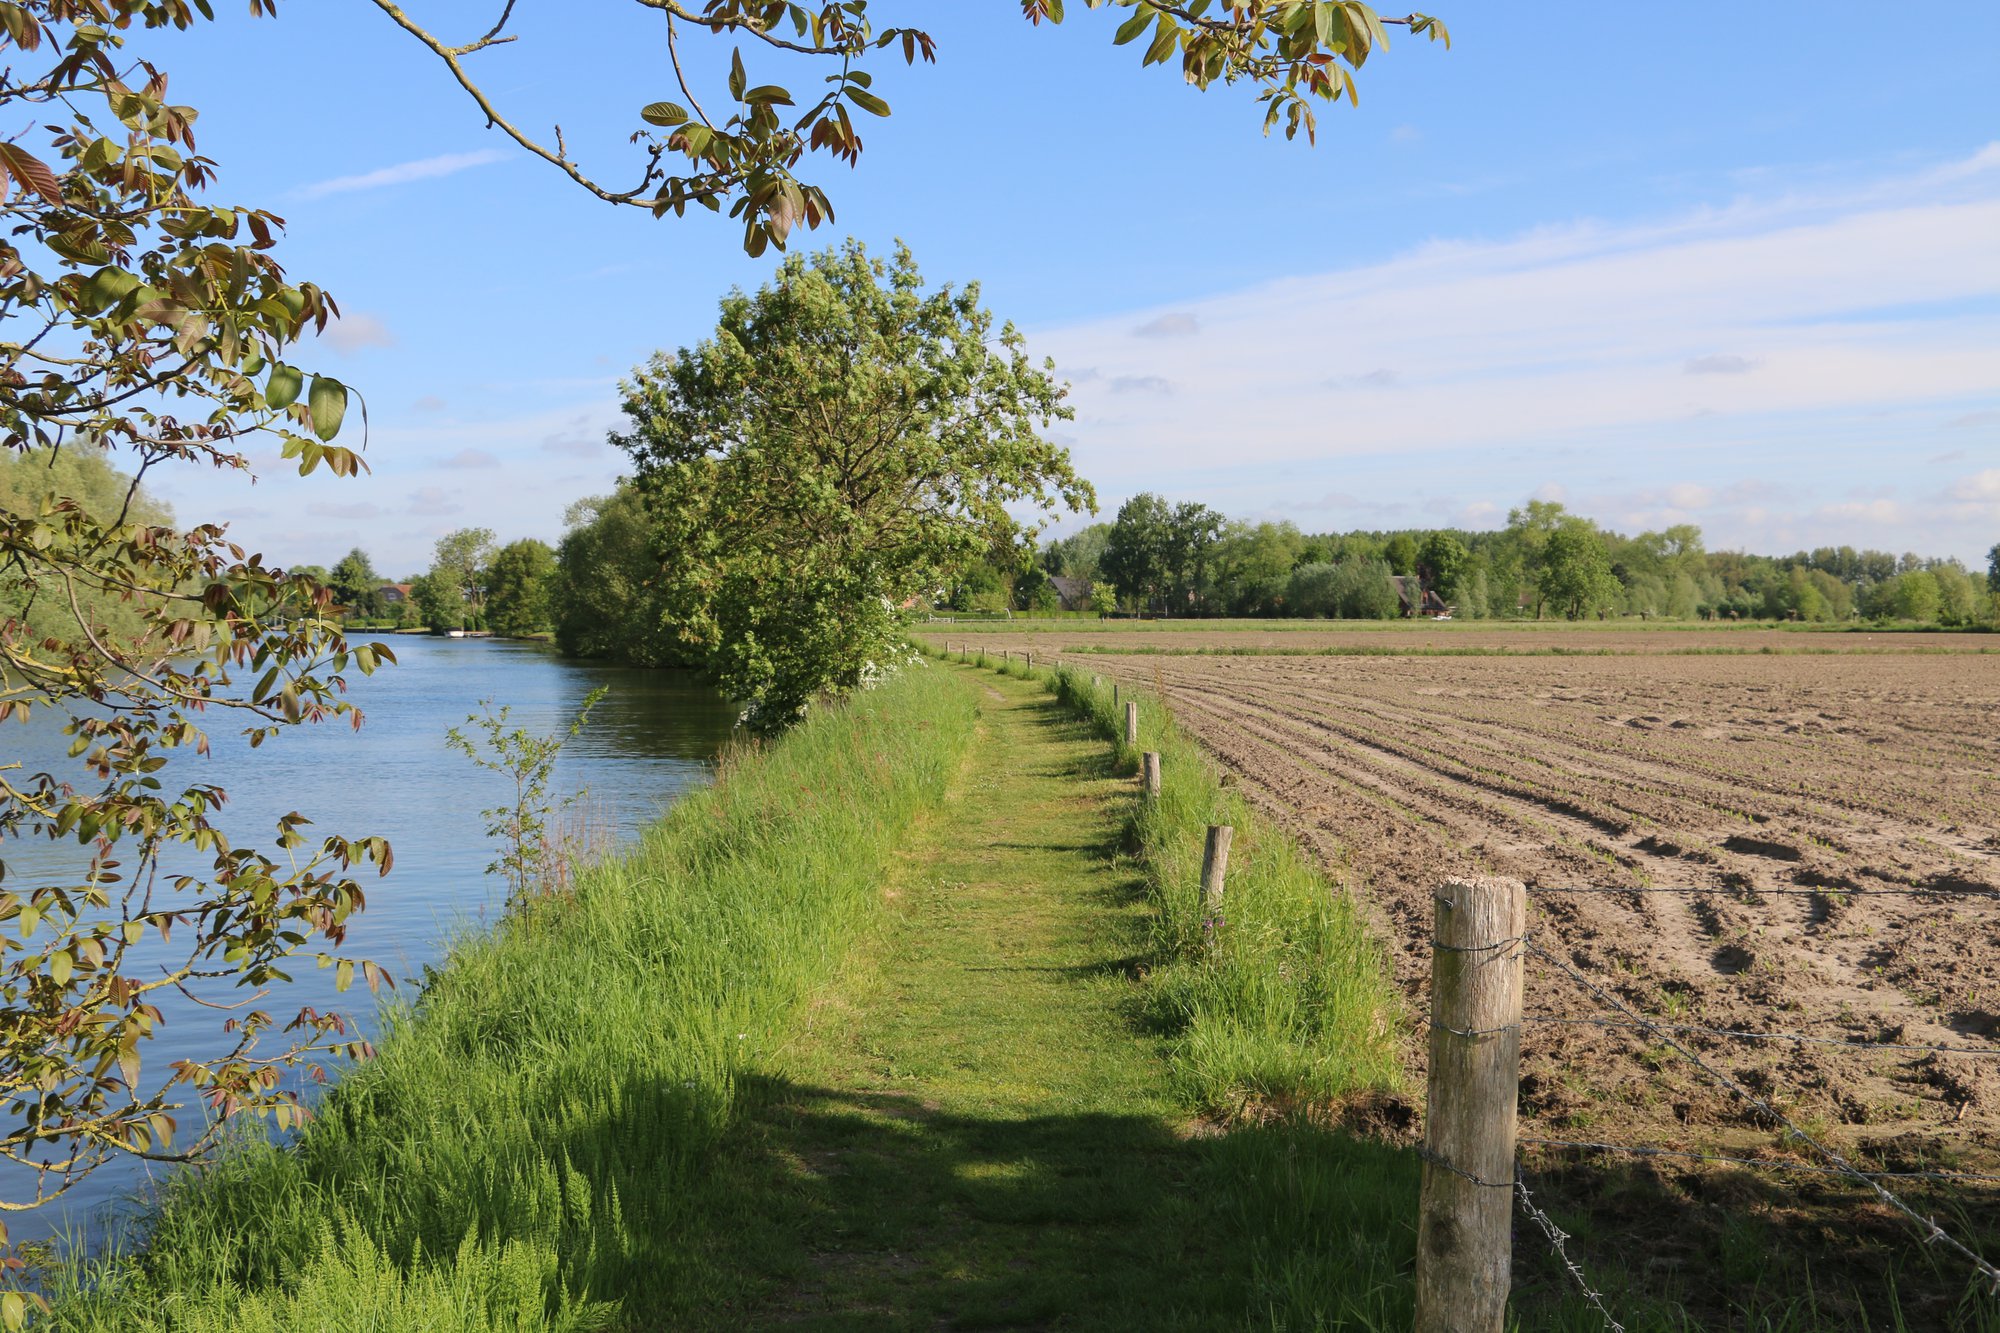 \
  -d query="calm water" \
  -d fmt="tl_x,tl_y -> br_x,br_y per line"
1,635 -> 737,1244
